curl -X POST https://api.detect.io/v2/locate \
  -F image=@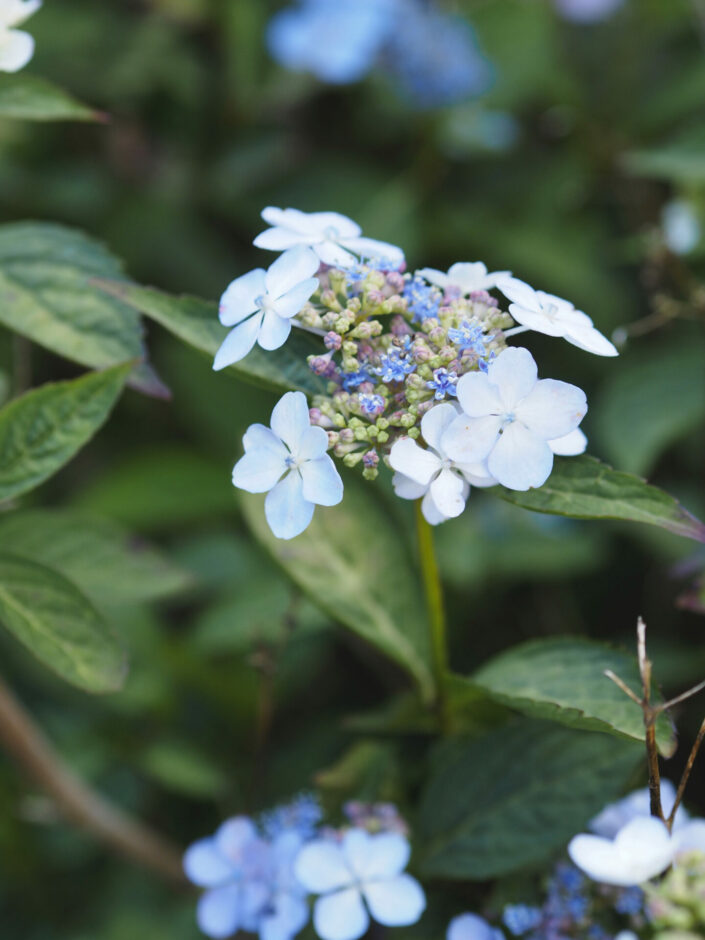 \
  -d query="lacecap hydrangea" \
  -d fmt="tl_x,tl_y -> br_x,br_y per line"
217,207 -> 617,540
